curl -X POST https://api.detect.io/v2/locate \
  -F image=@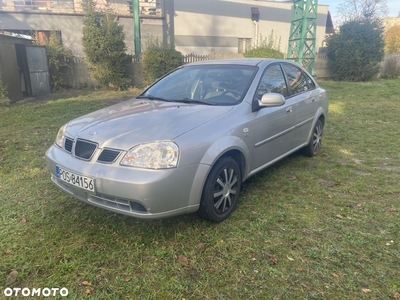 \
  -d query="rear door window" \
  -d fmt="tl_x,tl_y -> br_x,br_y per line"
282,64 -> 316,96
